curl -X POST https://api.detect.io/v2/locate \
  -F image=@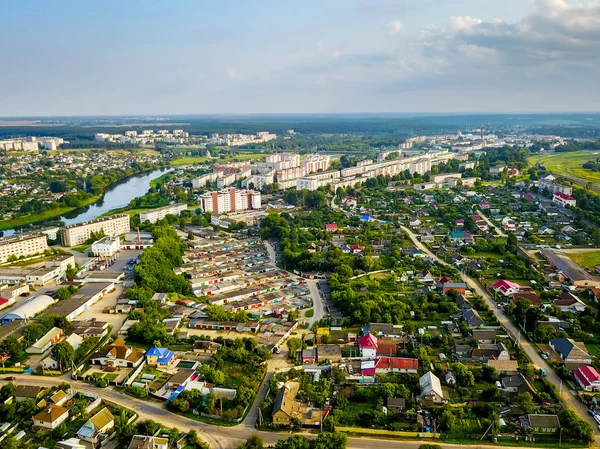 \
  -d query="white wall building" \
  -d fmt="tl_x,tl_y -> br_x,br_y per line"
199,188 -> 261,214
0,233 -> 48,263
139,203 -> 187,224
60,214 -> 130,247
91,236 -> 121,257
